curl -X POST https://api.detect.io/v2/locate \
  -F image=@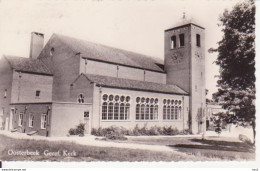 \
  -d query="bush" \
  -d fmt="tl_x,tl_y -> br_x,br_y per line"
68,123 -> 85,137
92,126 -> 128,140
92,125 -> 182,137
